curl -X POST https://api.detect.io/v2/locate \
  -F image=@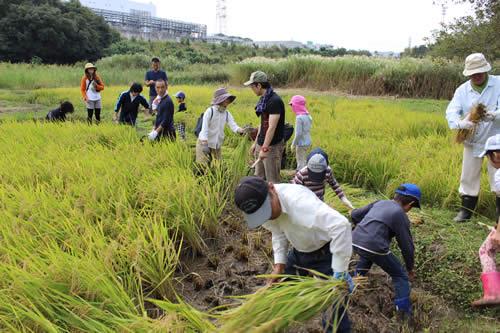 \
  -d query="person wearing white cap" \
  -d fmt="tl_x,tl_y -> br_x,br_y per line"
445,53 -> 500,222
196,88 -> 244,165
234,176 -> 353,333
